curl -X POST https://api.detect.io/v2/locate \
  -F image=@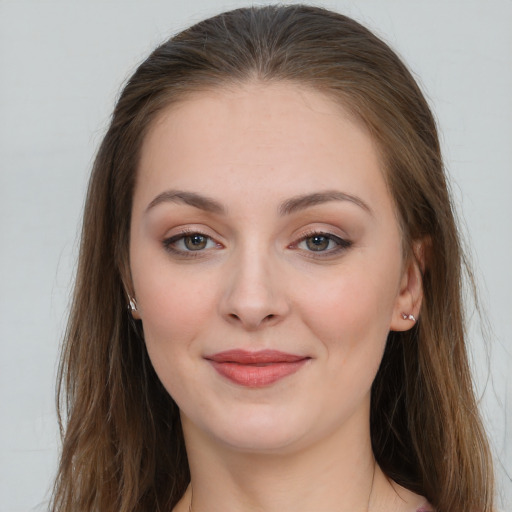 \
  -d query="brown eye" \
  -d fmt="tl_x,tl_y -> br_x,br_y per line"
163,232 -> 218,255
305,235 -> 331,251
295,232 -> 352,255
184,234 -> 208,251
